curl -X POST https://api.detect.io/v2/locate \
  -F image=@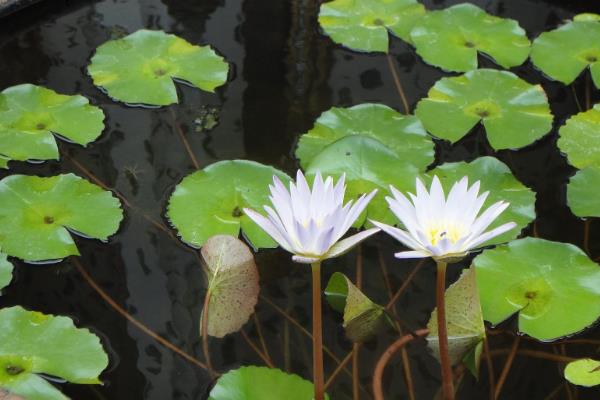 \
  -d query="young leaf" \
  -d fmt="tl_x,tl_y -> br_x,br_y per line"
0,252 -> 13,293
426,266 -> 485,375
564,359 -> 600,387
324,272 -> 388,342
200,235 -> 259,338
